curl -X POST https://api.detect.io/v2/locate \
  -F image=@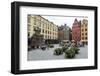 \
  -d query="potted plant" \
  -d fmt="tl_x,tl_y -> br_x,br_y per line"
65,48 -> 76,58
71,47 -> 80,54
49,44 -> 54,48
62,46 -> 68,52
54,48 -> 63,55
